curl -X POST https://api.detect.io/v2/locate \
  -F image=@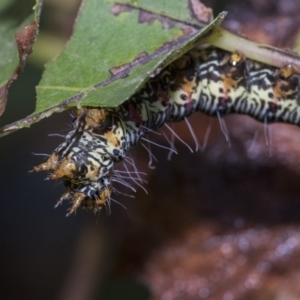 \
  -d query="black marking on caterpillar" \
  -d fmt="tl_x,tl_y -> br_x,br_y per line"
34,47 -> 300,216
